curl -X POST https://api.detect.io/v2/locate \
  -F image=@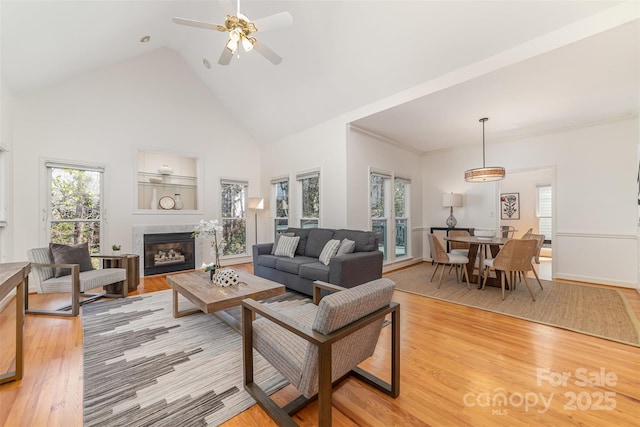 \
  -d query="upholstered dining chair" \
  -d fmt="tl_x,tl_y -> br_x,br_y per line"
26,244 -> 128,316
427,233 -> 470,289
520,233 -> 545,289
481,238 -> 539,301
242,278 -> 400,427
448,230 -> 471,256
